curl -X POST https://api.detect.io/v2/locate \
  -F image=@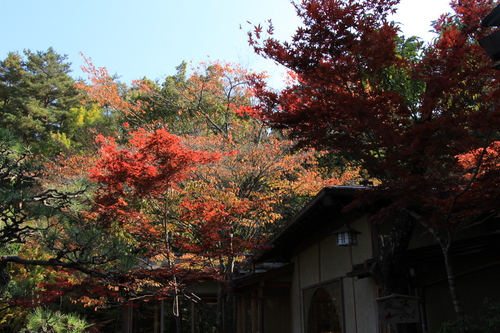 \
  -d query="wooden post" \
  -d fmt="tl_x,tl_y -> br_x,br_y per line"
122,303 -> 133,333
